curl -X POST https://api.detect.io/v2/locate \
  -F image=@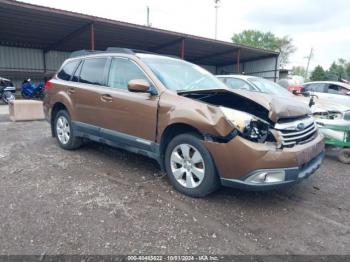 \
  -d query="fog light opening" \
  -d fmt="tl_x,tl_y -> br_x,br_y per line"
246,171 -> 285,184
